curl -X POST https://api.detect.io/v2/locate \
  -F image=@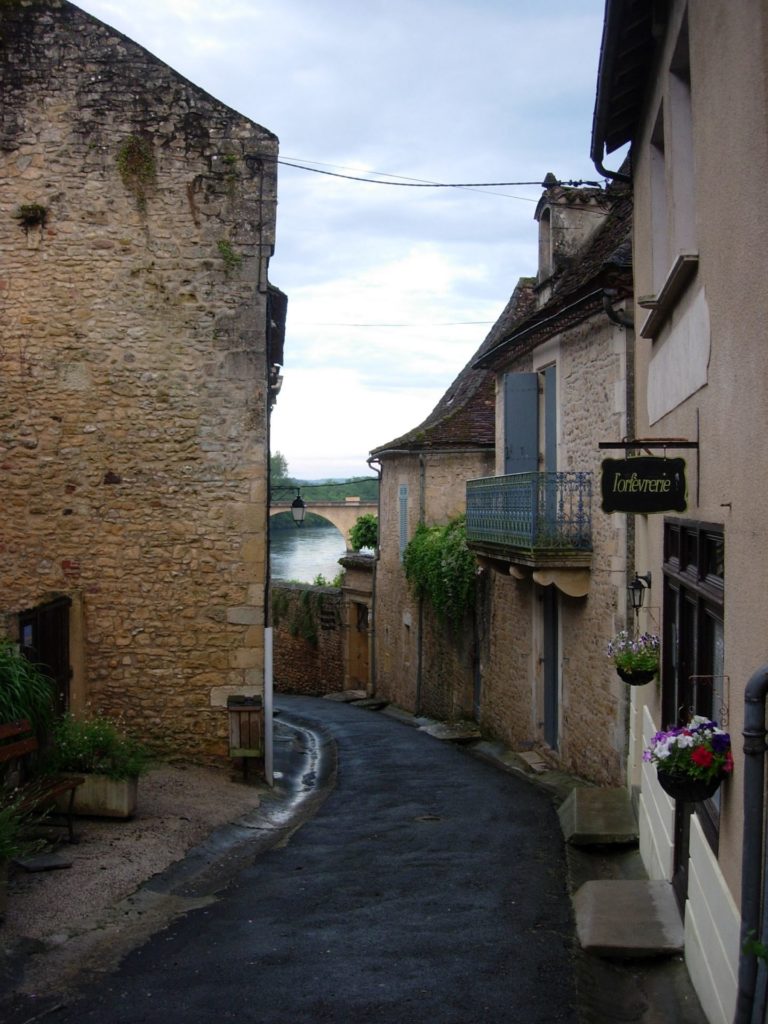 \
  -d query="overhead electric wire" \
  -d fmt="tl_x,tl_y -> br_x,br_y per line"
277,158 -> 601,191
292,320 -> 495,328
